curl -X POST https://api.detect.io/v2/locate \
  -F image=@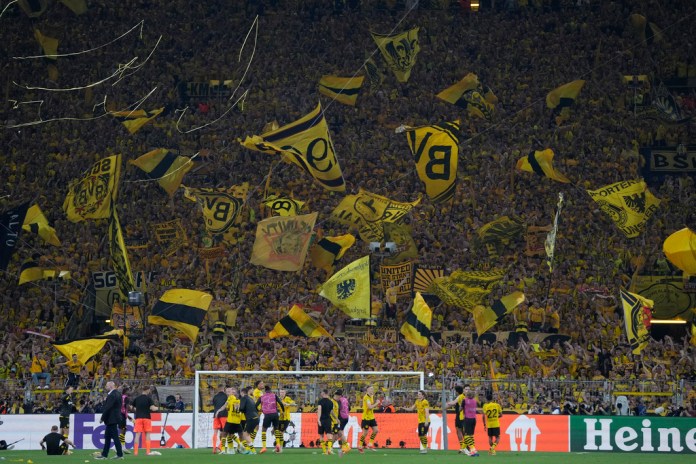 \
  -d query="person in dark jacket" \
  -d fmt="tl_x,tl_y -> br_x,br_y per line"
95,381 -> 124,460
